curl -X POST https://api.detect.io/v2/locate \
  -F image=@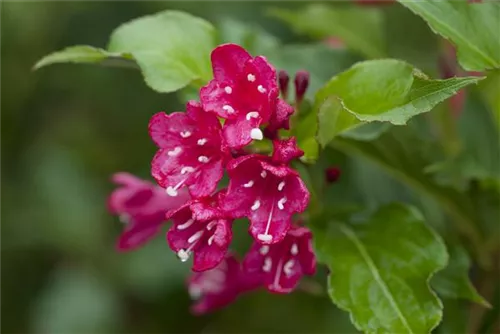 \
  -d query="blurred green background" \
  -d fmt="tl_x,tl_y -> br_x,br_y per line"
2,2 -> 360,333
